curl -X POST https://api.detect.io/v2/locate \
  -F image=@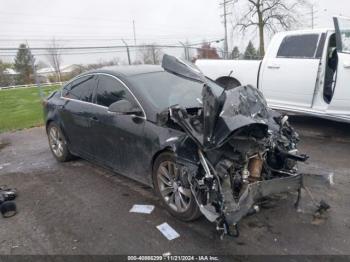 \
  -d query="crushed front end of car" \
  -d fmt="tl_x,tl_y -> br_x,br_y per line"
161,55 -> 332,237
